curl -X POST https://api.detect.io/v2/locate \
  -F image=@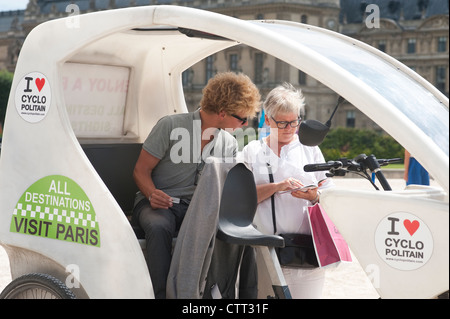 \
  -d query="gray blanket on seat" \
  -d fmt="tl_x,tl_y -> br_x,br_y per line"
166,159 -> 236,299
